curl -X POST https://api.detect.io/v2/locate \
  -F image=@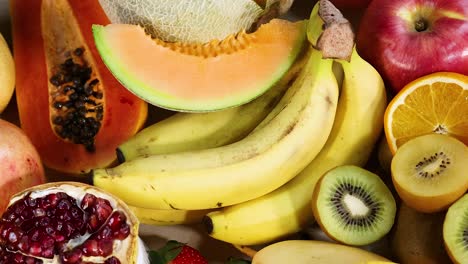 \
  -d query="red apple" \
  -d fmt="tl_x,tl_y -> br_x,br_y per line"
0,119 -> 46,214
356,0 -> 468,93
